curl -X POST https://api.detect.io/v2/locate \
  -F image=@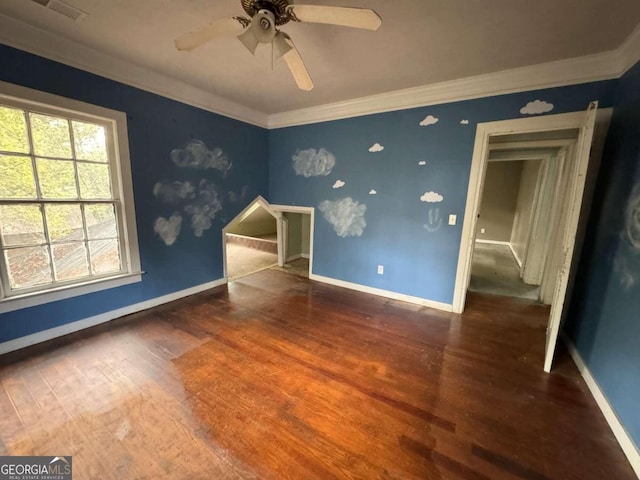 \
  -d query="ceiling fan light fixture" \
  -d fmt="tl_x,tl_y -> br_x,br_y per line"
176,0 -> 383,91
272,31 -> 293,61
252,9 -> 276,42
237,8 -> 276,55
237,28 -> 260,54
